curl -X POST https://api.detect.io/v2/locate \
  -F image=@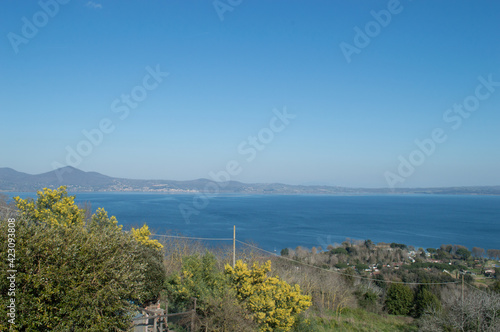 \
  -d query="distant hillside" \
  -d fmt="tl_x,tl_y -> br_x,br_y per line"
1,167 -> 499,195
